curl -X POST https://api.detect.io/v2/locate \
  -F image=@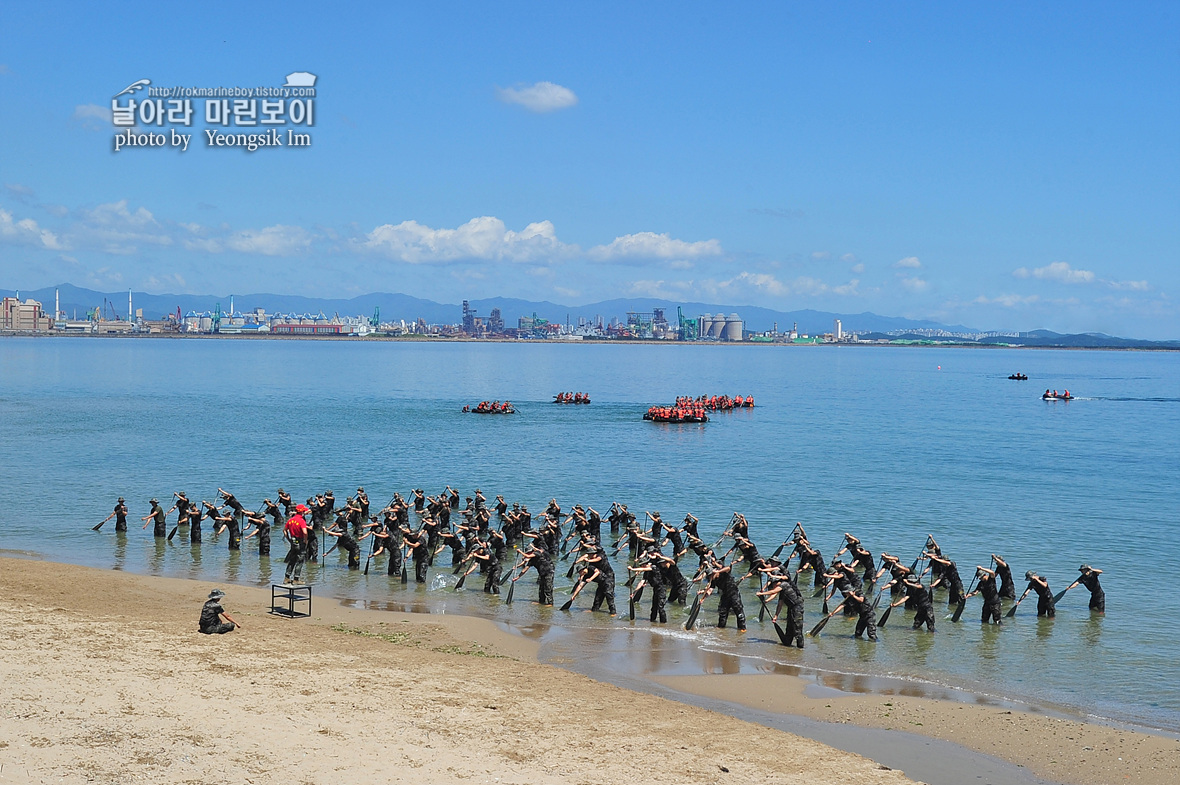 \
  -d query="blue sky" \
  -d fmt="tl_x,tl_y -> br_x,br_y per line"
0,2 -> 1176,337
